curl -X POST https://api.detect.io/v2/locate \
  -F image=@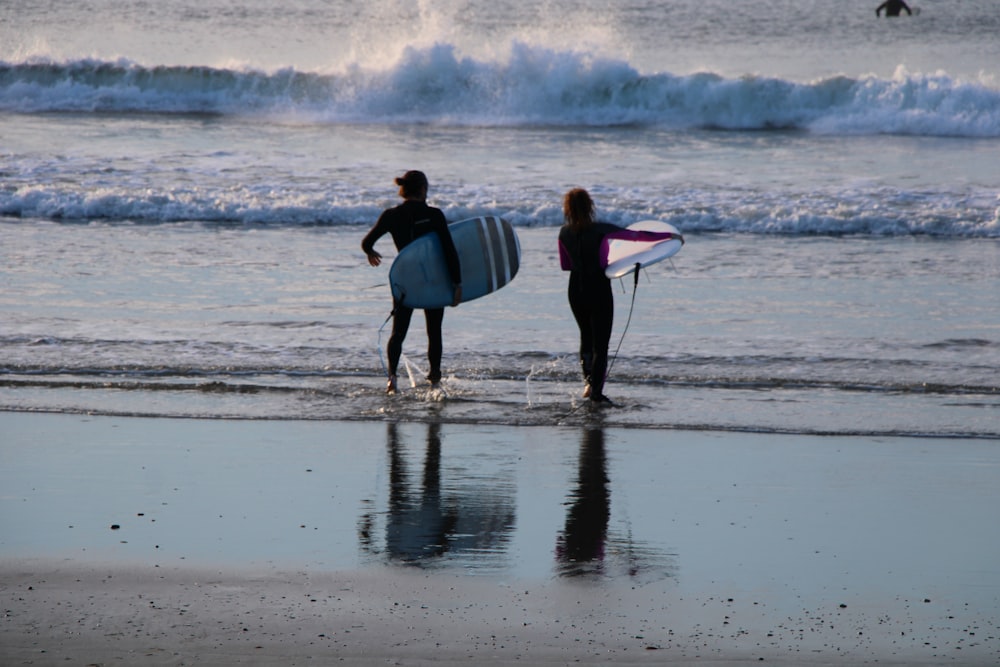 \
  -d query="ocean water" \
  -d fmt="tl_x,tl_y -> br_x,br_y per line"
2,0 -> 999,438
